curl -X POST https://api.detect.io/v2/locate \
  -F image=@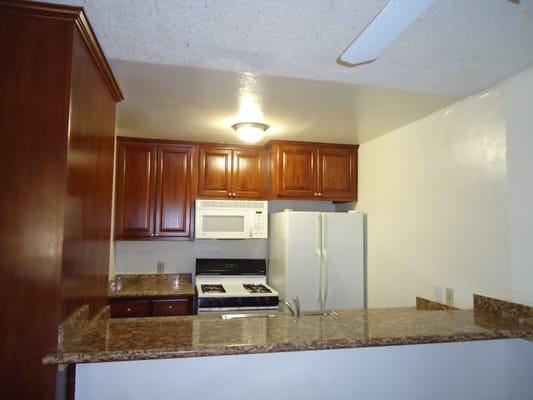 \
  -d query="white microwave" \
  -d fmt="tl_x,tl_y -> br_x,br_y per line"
195,200 -> 268,239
